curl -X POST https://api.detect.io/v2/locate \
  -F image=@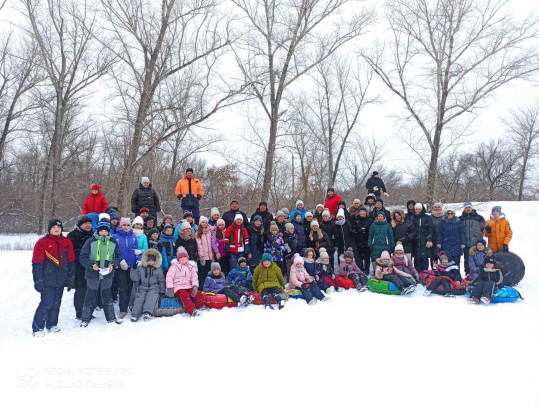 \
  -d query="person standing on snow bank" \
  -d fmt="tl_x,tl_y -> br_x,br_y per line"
174,168 -> 205,224
31,219 -> 76,337
324,188 -> 342,217
82,184 -> 109,215
366,171 -> 389,198
483,206 -> 512,253
131,176 -> 161,219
